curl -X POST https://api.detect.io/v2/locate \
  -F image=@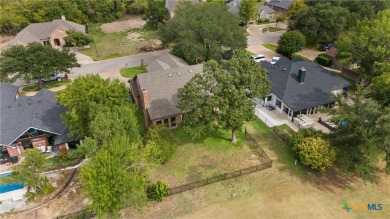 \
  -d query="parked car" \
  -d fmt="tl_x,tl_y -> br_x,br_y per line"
270,57 -> 280,65
251,54 -> 266,62
33,72 -> 65,84
319,43 -> 333,51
